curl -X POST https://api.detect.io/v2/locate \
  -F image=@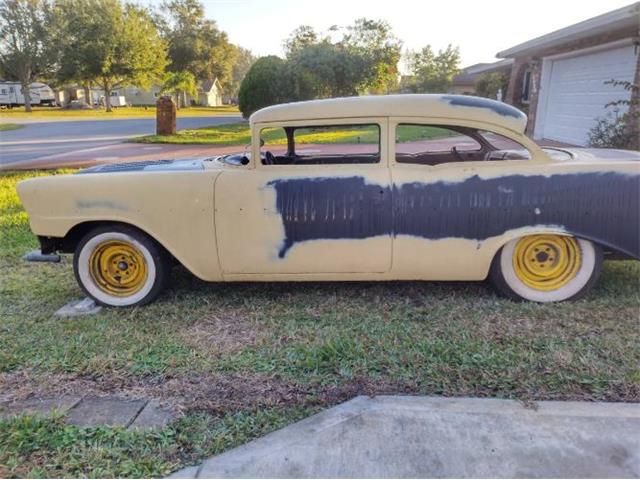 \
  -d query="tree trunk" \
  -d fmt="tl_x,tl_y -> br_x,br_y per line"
83,84 -> 91,107
21,81 -> 32,113
104,82 -> 112,112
